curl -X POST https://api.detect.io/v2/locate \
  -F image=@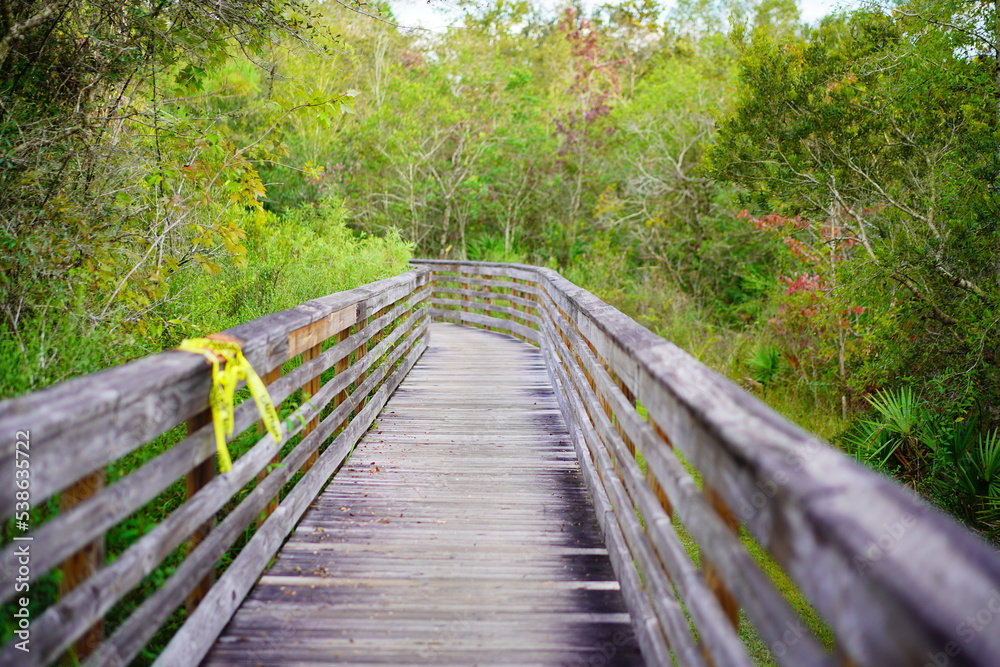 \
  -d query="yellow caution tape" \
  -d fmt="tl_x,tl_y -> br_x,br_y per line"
177,336 -> 283,473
